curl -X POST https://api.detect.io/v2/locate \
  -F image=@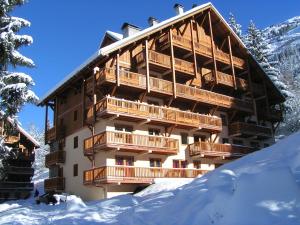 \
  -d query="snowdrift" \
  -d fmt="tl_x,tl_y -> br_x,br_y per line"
1,132 -> 300,225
